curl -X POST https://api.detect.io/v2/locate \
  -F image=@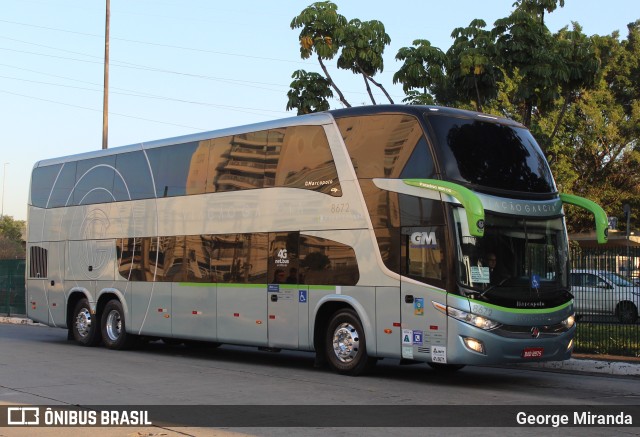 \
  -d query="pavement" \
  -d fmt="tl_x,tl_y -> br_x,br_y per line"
2,315 -> 639,377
